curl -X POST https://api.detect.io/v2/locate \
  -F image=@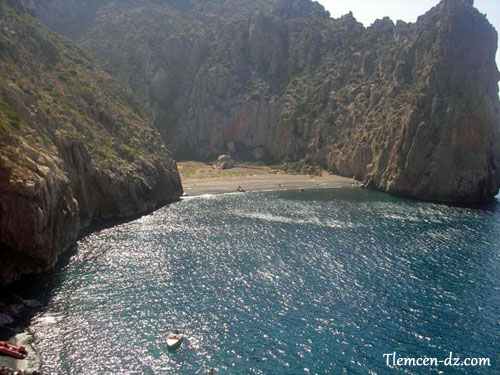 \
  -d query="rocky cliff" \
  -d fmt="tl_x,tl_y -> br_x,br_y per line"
31,0 -> 500,202
0,1 -> 182,285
